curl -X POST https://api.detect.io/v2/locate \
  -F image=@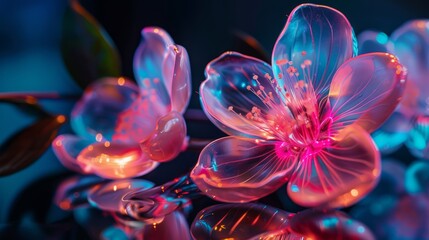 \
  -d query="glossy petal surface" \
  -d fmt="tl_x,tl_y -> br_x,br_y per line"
272,3 -> 356,99
140,111 -> 186,162
77,142 -> 158,179
88,179 -> 154,212
289,209 -> 374,240
55,175 -> 107,210
371,111 -> 413,154
288,125 -> 380,208
71,77 -> 140,141
358,31 -> 389,54
52,134 -> 93,174
133,27 -> 173,111
406,115 -> 429,159
191,137 -> 297,203
200,52 -> 283,139
140,211 -> 191,240
163,45 -> 192,113
329,53 -> 406,133
390,20 -> 429,115
191,203 -> 291,240
405,161 -> 429,195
